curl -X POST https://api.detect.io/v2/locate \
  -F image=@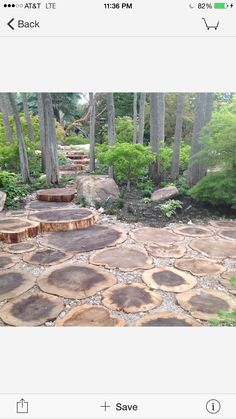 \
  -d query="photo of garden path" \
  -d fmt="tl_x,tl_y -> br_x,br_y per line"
0,92 -> 236,327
